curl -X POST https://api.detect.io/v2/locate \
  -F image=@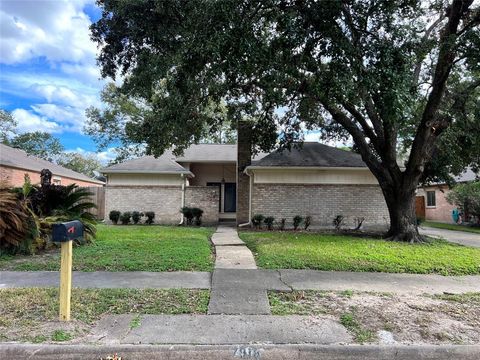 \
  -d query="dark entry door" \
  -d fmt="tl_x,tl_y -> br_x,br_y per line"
224,183 -> 236,213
